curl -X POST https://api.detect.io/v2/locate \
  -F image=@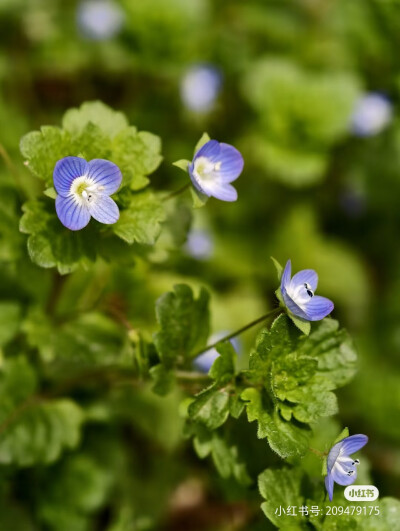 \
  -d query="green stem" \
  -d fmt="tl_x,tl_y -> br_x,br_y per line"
163,183 -> 191,201
191,308 -> 281,358
309,447 -> 327,458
